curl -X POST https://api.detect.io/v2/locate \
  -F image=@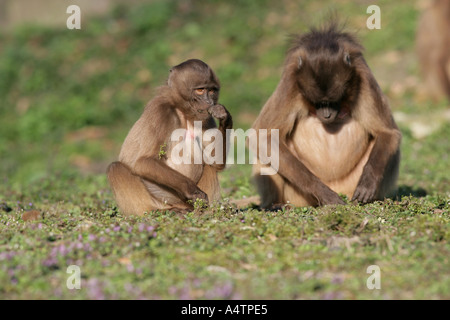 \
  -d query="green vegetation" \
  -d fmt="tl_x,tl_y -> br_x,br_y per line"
0,0 -> 448,299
